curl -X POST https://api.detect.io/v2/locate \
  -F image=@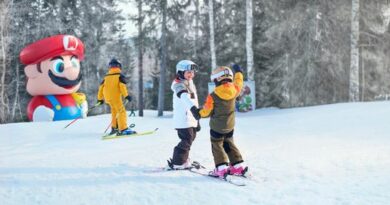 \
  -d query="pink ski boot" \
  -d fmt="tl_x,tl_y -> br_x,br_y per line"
210,164 -> 229,178
229,162 -> 248,176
